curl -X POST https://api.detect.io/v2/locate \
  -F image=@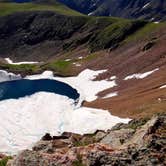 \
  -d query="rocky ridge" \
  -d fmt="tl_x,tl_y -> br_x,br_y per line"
58,0 -> 166,21
6,114 -> 166,166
